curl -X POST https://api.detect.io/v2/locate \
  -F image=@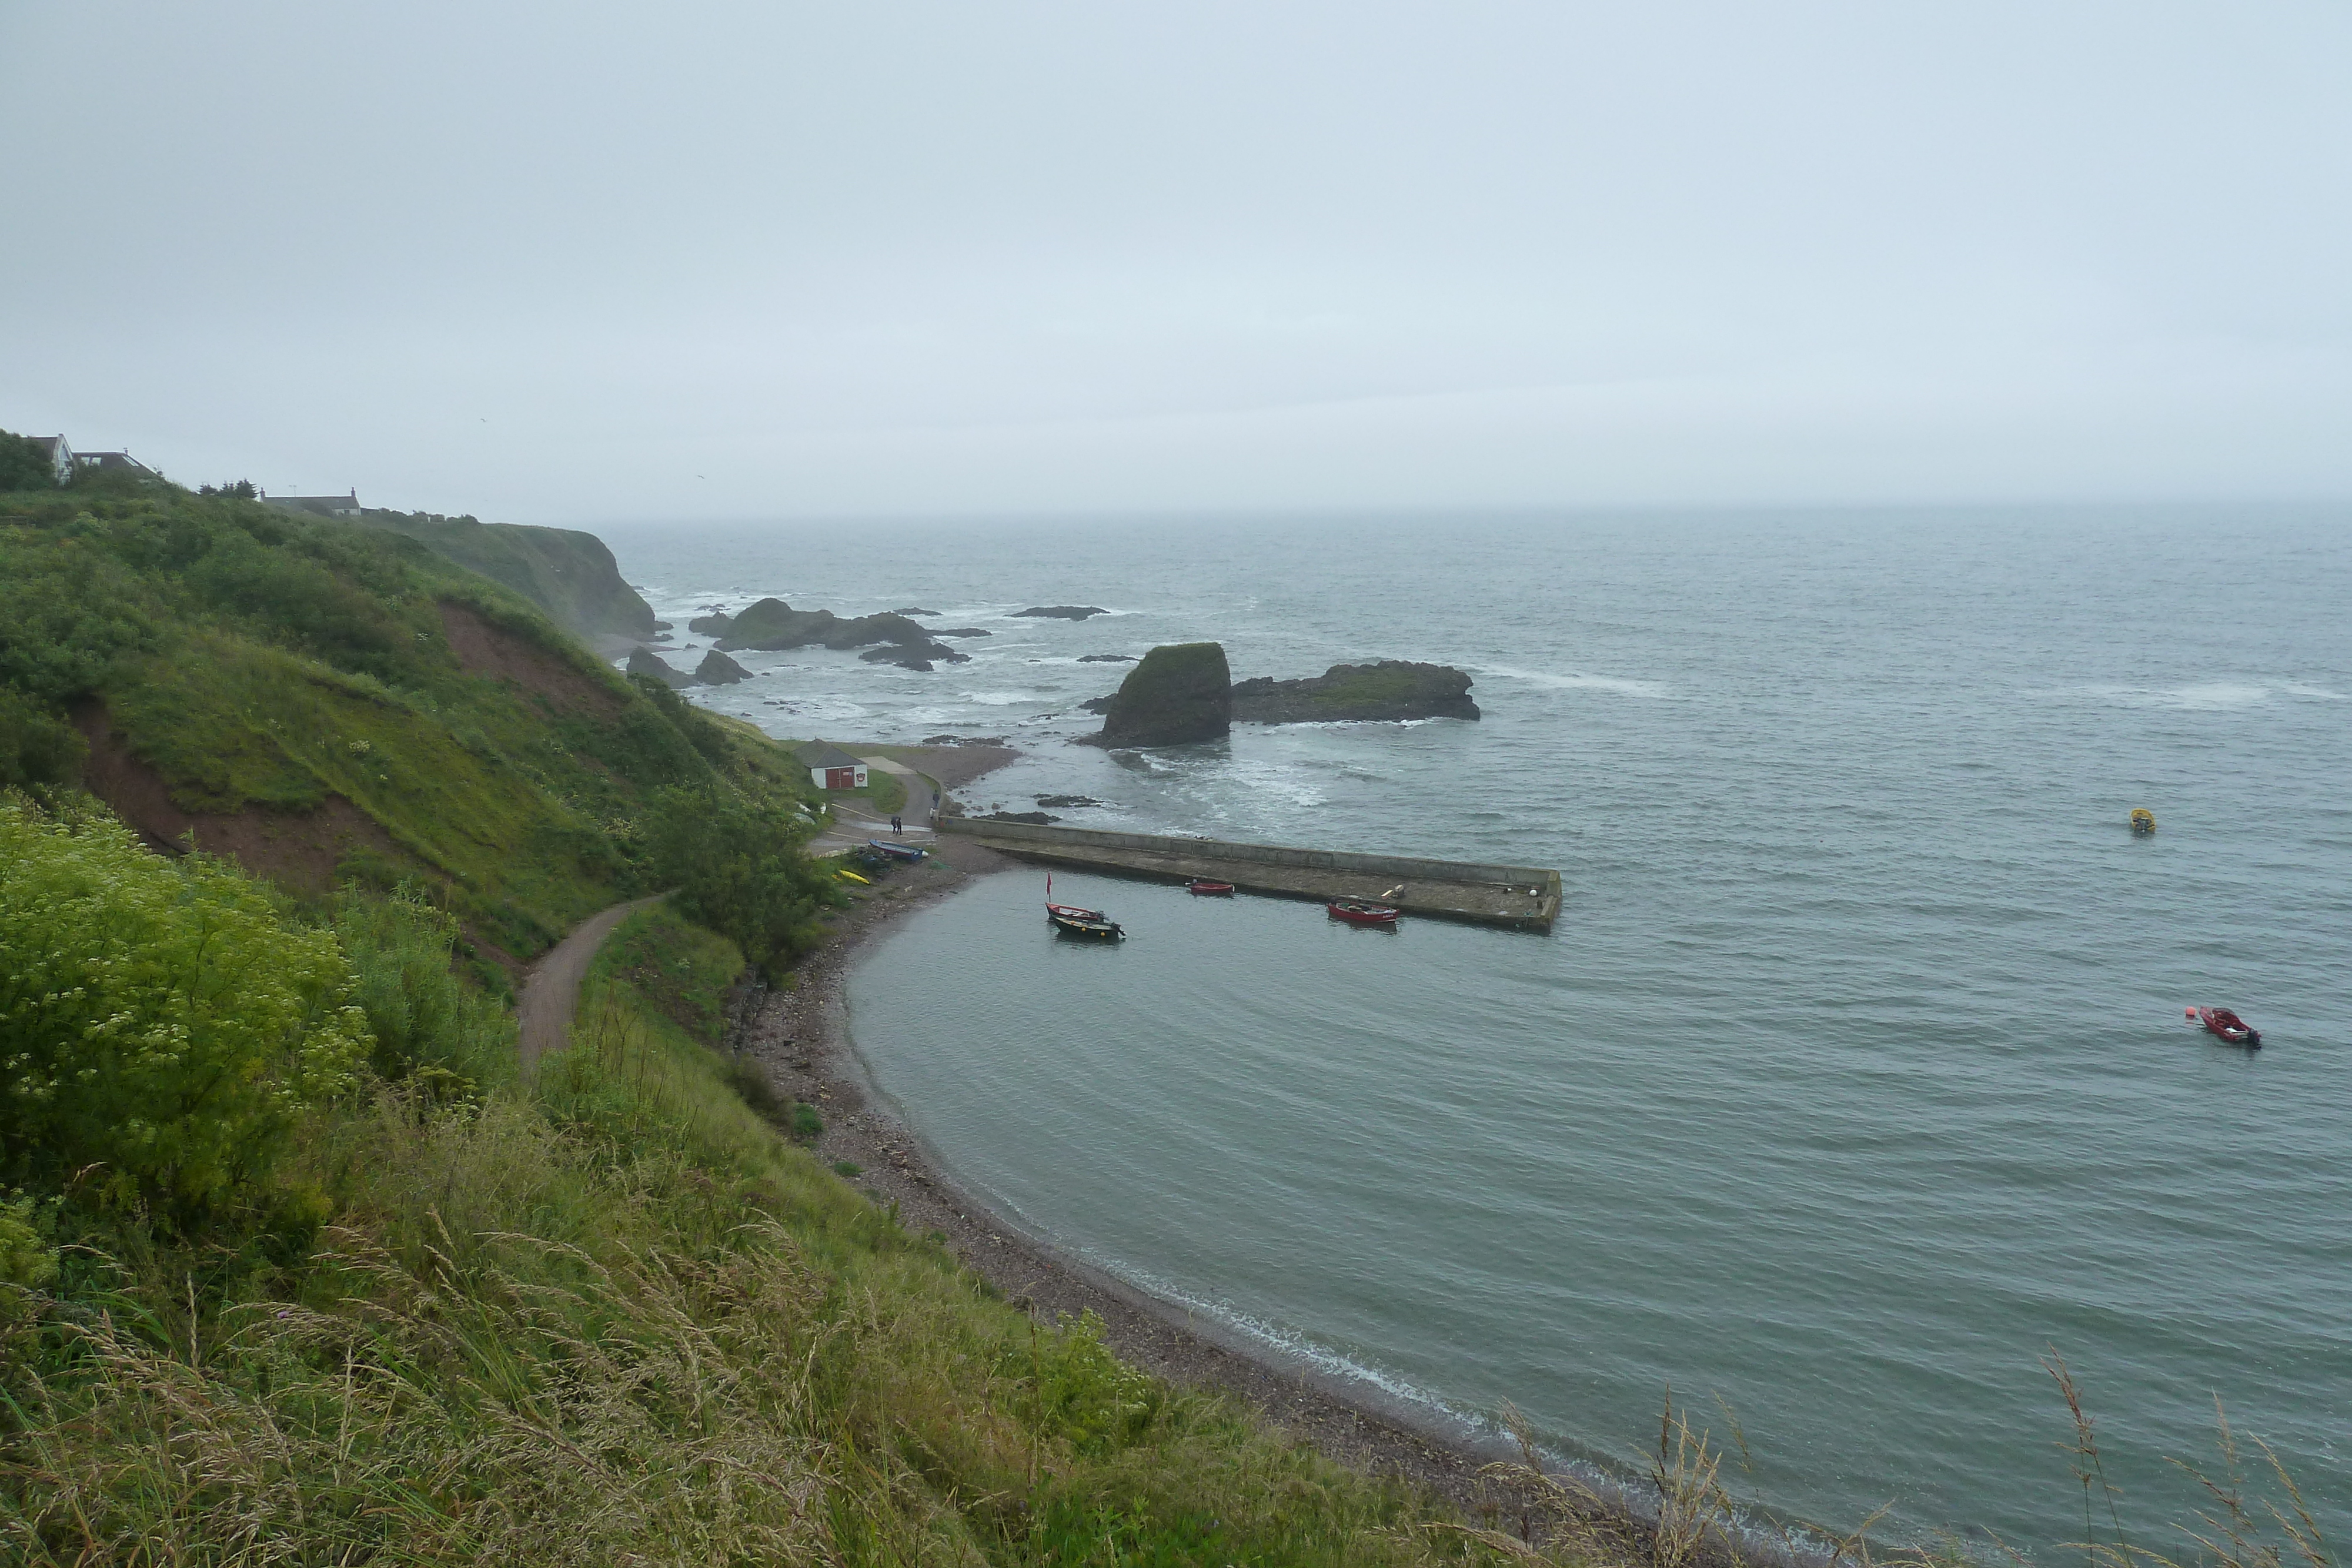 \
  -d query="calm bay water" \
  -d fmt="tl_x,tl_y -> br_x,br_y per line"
604,507 -> 2351,1552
